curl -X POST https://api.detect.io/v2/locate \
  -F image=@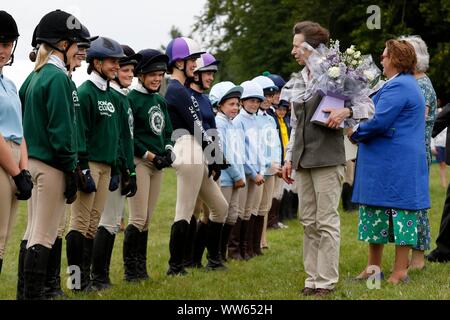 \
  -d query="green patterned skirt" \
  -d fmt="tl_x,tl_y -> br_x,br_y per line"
358,205 -> 418,246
